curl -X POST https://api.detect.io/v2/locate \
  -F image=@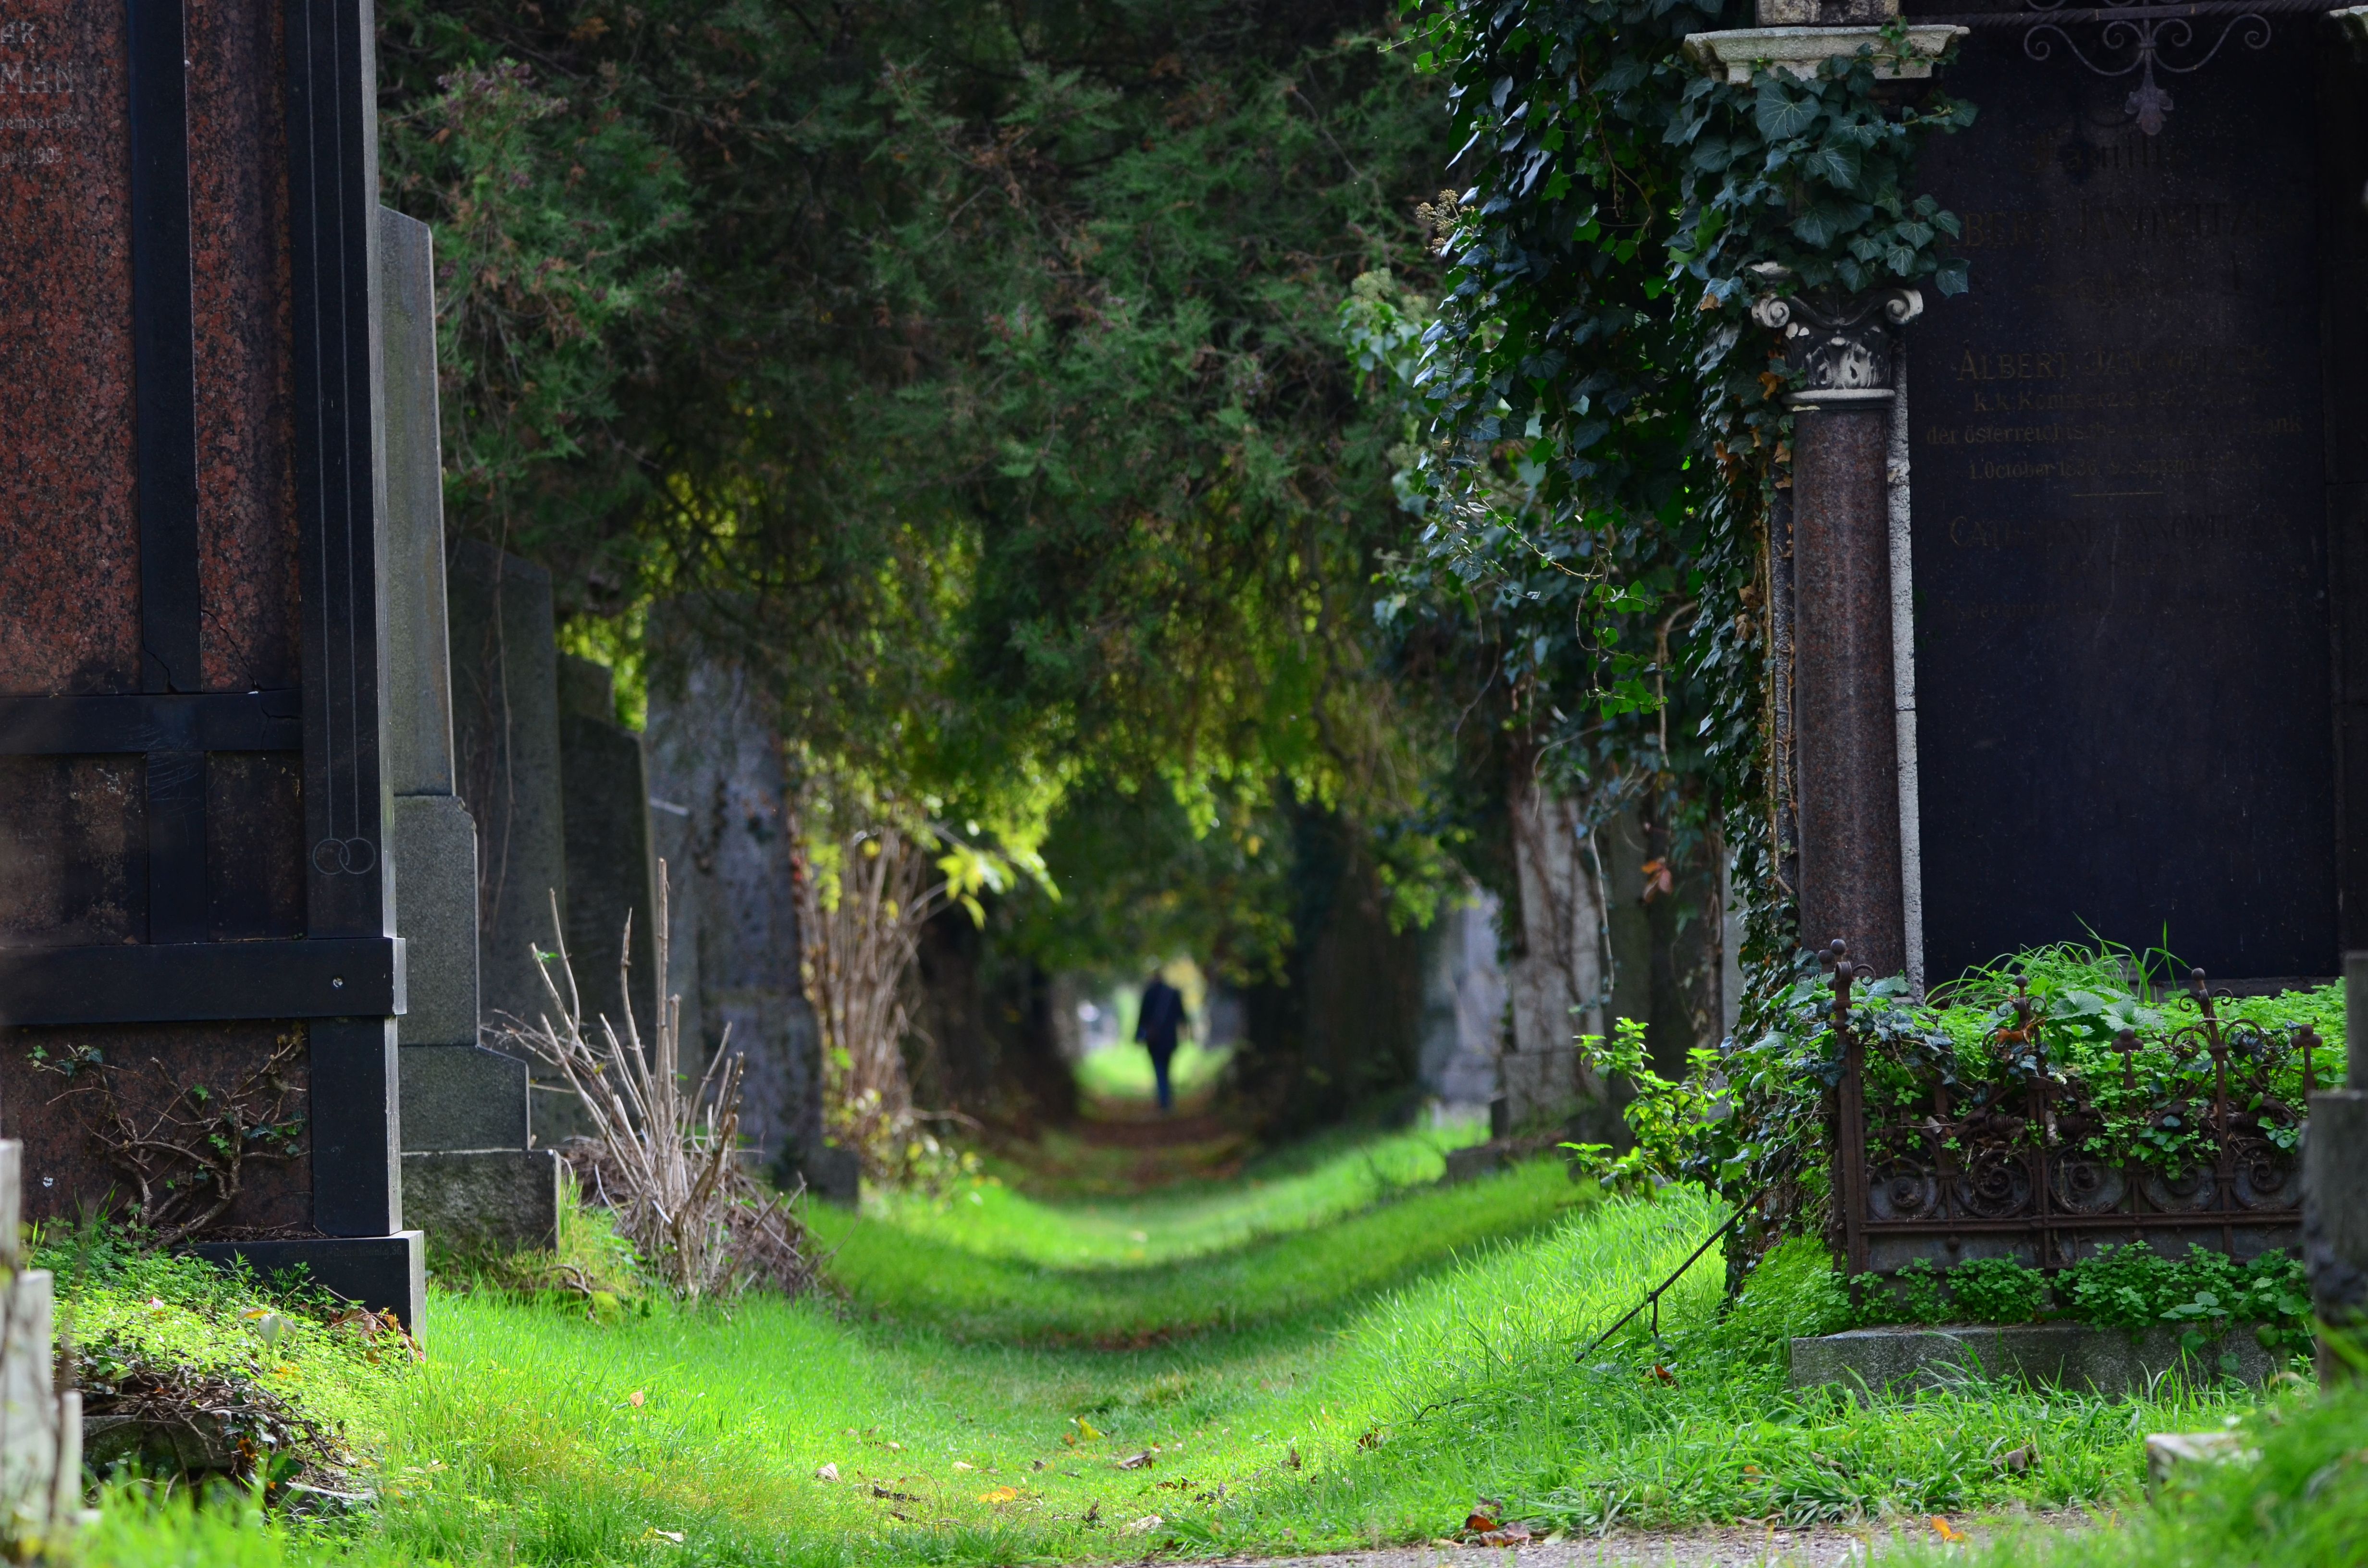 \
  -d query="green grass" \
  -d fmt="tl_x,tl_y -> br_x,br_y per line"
60,1123 -> 2309,1567
847,1116 -> 1489,1272
1071,1041 -> 1234,1108
1887,1369 -> 2368,1568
